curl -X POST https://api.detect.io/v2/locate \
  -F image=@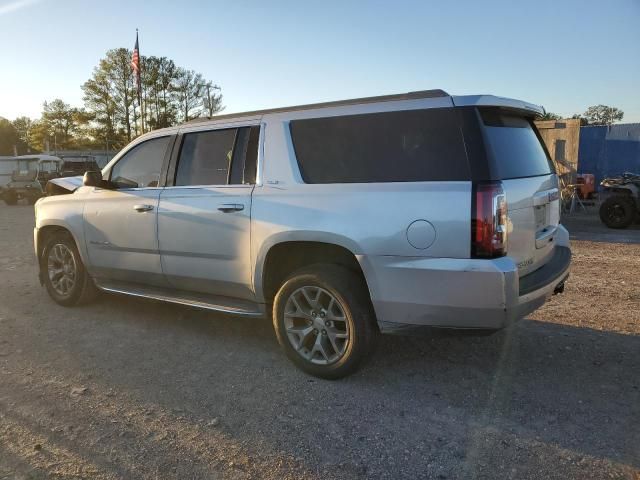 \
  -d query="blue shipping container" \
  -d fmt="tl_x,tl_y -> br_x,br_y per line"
578,124 -> 640,186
